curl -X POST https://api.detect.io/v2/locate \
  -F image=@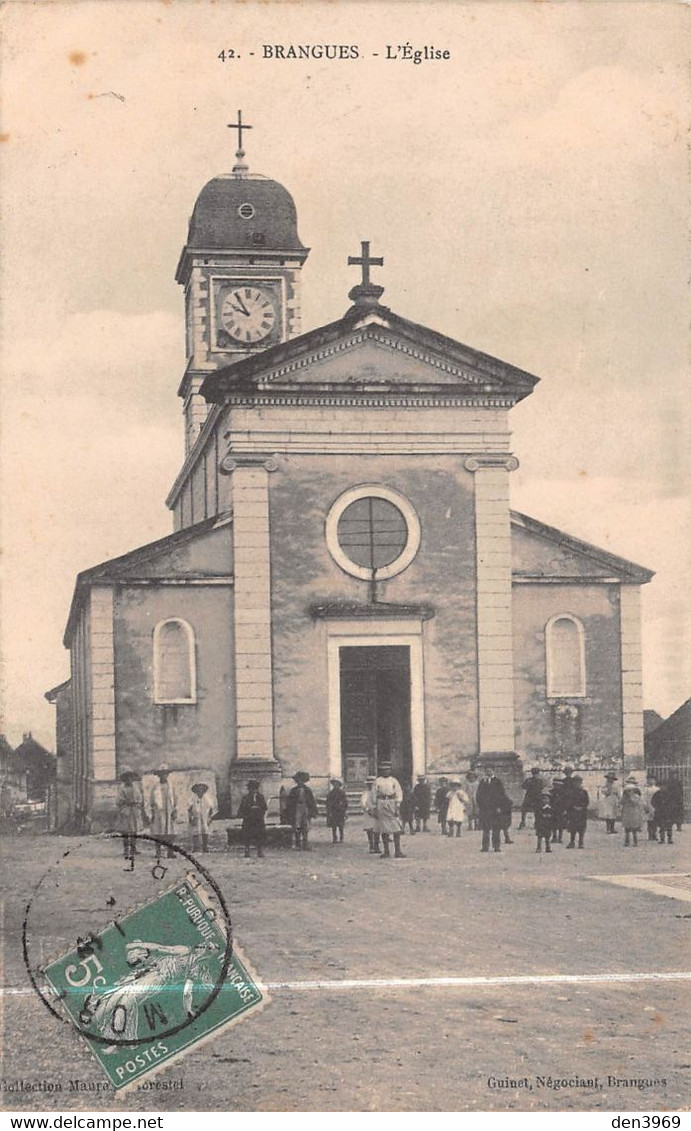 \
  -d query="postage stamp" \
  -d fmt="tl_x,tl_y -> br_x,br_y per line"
39,874 -> 268,1092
